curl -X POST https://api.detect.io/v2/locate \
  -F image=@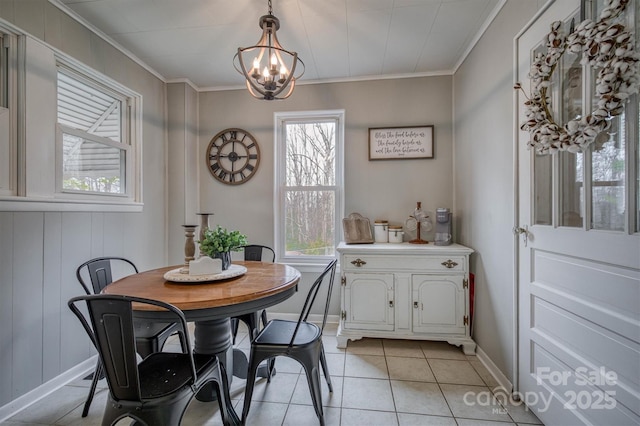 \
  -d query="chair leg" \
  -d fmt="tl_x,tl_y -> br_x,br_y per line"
319,344 -> 333,392
214,362 -> 241,426
177,329 -> 188,353
82,359 -> 102,417
260,309 -> 268,328
258,311 -> 278,383
230,318 -> 240,345
266,356 -> 276,383
302,364 -> 325,426
241,352 -> 267,424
